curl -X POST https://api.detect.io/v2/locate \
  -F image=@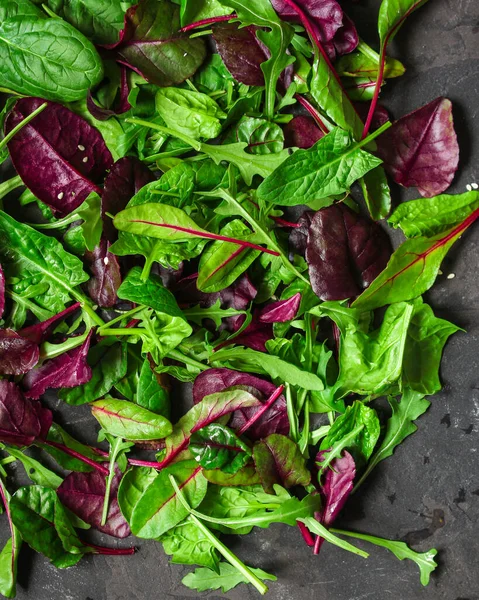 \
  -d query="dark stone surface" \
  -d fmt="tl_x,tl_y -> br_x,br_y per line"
2,0 -> 479,598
